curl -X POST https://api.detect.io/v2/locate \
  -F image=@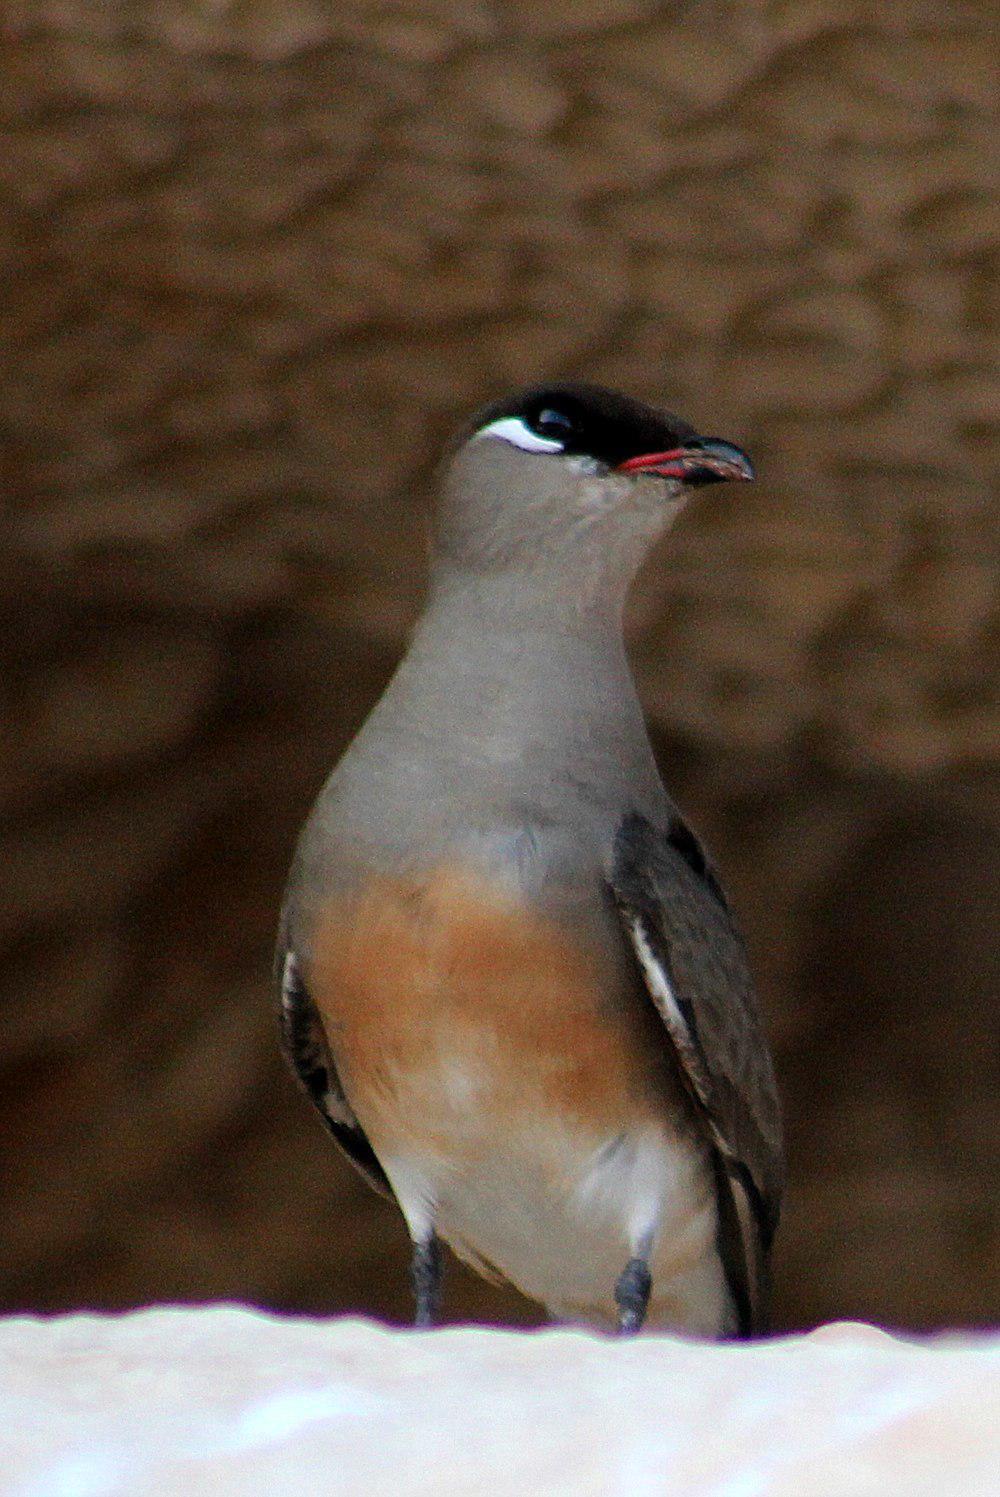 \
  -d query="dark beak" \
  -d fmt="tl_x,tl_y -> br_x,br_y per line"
618,437 -> 755,485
